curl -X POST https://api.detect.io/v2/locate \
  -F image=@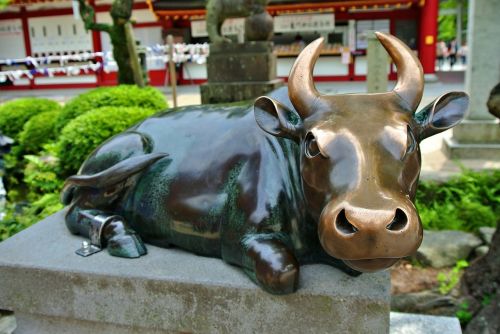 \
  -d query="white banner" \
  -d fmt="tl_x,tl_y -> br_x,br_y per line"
274,13 -> 334,33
